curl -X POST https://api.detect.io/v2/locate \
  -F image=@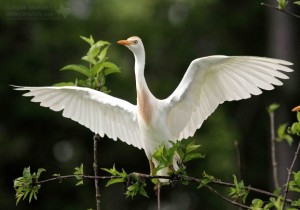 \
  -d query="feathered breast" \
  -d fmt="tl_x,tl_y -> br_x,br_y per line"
137,89 -> 152,125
